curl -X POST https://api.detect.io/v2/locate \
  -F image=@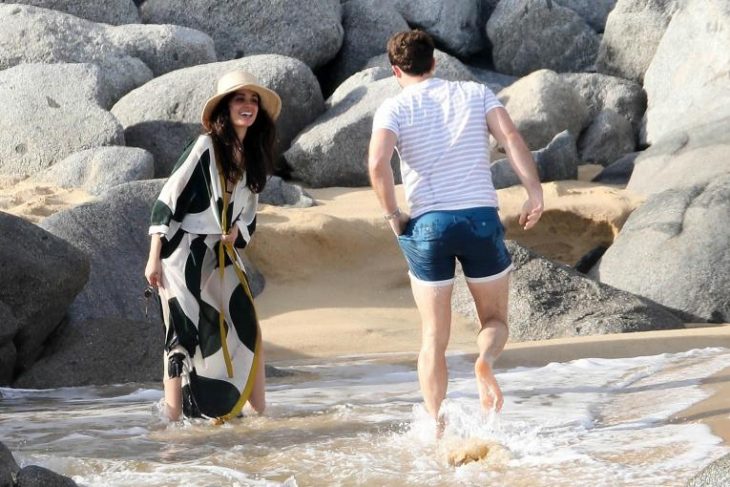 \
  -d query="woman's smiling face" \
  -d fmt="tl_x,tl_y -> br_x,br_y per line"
228,88 -> 260,132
